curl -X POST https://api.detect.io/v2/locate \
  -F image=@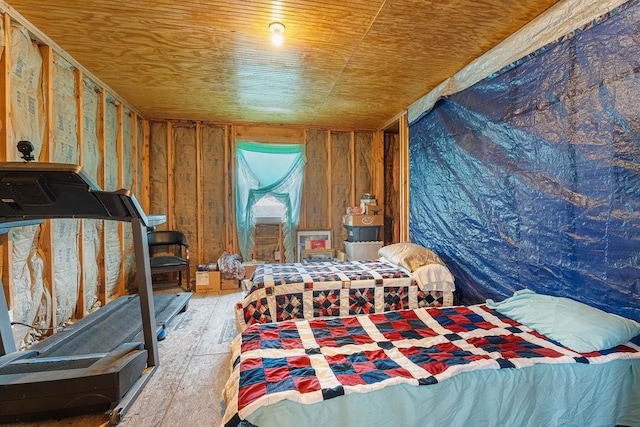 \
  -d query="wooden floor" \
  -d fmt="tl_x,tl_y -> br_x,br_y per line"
8,289 -> 241,427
